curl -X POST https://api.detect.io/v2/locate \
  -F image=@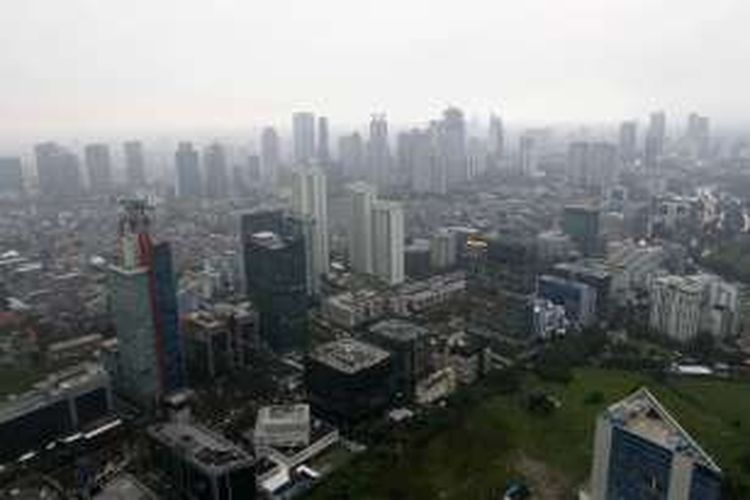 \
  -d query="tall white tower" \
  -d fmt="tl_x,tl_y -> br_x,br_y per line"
372,200 -> 405,286
292,167 -> 329,294
348,182 -> 377,274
